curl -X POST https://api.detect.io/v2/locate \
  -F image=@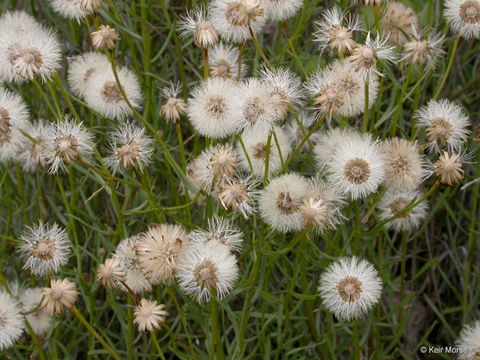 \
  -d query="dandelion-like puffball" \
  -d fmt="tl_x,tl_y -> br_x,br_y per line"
415,99 -> 470,153
325,133 -> 385,200
456,320 -> 480,360
237,124 -> 292,179
177,243 -> 239,303
0,11 -> 42,35
136,224 -> 187,284
81,0 -> 103,12
67,52 -> 111,98
0,292 -> 24,350
97,258 -> 127,289
84,66 -> 142,120
258,173 -> 311,233
314,7 -> 361,55
210,42 -> 246,80
233,78 -> 278,130
0,21 -> 62,83
48,0 -> 91,21
160,82 -> 186,123
382,1 -> 419,45
434,152 -> 465,186
306,59 -> 378,117
18,121 -> 53,173
45,119 -> 95,174
0,89 -> 30,163
313,128 -> 361,171
444,0 -> 480,39
41,278 -> 79,316
178,7 -> 219,48
16,287 -> 51,336
383,138 -> 428,191
114,236 -> 153,294
218,175 -> 258,218
104,123 -> 154,173
188,216 -> 244,253
261,67 -> 304,121
187,77 -> 239,138
262,0 -> 304,22
319,257 -> 382,321
196,144 -> 239,193
209,0 -> 267,43
91,25 -> 120,50
134,299 -> 168,332
19,221 -> 71,277
402,29 -> 445,68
